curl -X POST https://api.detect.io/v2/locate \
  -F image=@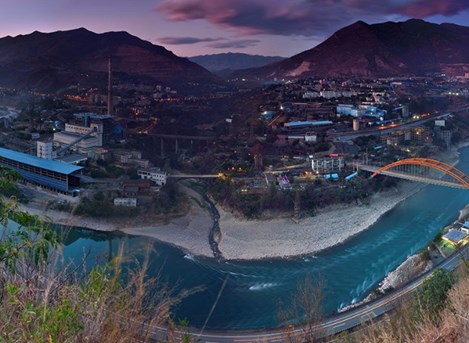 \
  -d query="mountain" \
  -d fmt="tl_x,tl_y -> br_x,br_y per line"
0,28 -> 222,93
189,53 -> 283,75
235,19 -> 469,80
